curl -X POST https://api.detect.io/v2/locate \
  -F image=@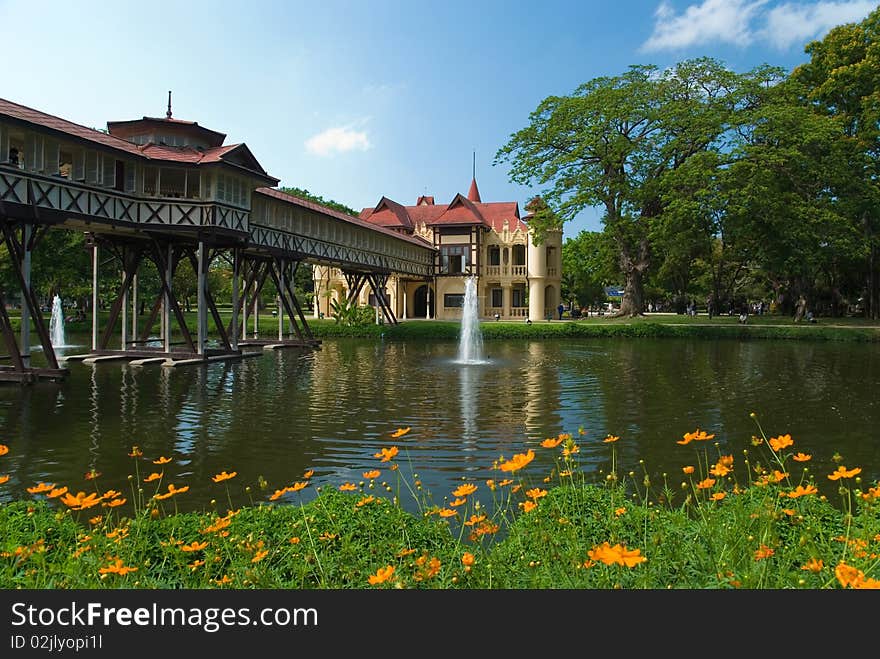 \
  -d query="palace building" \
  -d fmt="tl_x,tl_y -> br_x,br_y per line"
313,178 -> 562,322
